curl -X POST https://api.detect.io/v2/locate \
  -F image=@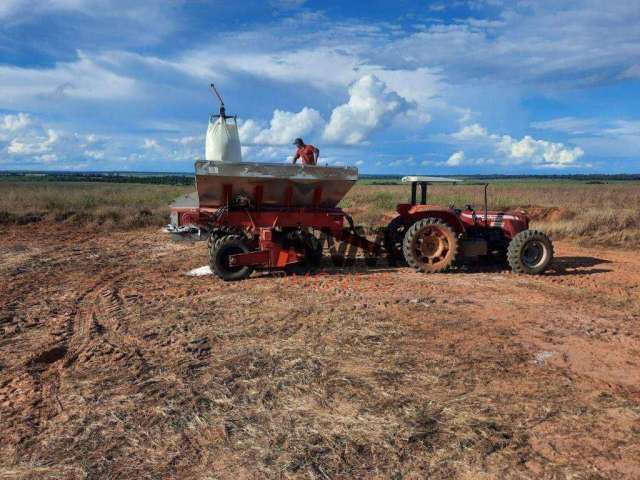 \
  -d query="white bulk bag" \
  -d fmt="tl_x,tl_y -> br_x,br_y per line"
205,115 -> 242,163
